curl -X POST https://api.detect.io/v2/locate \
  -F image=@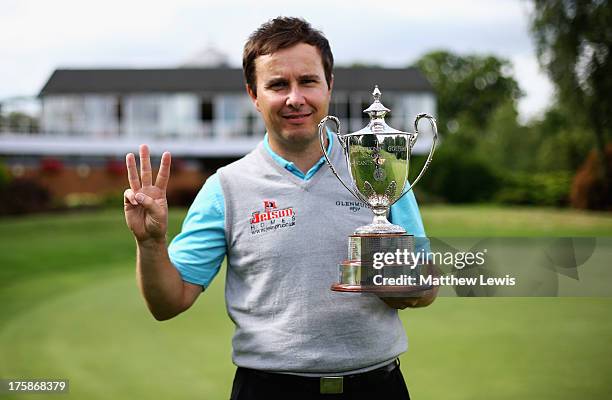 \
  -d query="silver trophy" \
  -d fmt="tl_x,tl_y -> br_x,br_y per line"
318,86 -> 438,293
